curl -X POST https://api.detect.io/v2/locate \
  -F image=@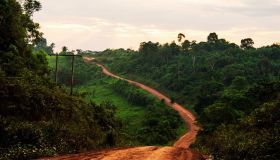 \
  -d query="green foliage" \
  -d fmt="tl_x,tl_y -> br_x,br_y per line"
137,102 -> 183,145
241,38 -> 254,49
111,80 -> 154,106
23,0 -> 42,16
191,80 -> 280,159
47,56 -> 100,86
207,32 -> 218,44
75,81 -> 148,146
94,33 -> 280,159
193,98 -> 280,160
1,0 -> 279,158
34,38 -> 55,55
109,80 -> 183,145
0,0 -> 43,76
0,73 -> 122,159
47,53 -> 184,147
0,1 -> 122,159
